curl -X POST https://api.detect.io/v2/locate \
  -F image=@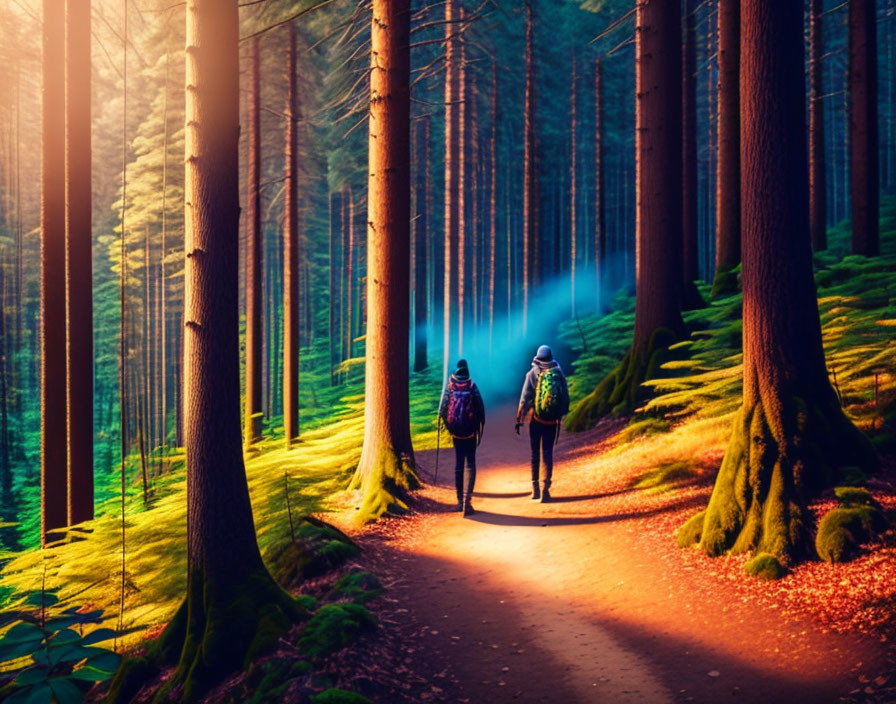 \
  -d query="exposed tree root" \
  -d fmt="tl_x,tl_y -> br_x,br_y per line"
108,567 -> 305,703
710,267 -> 739,299
565,327 -> 678,431
349,448 -> 420,523
681,393 -> 877,563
